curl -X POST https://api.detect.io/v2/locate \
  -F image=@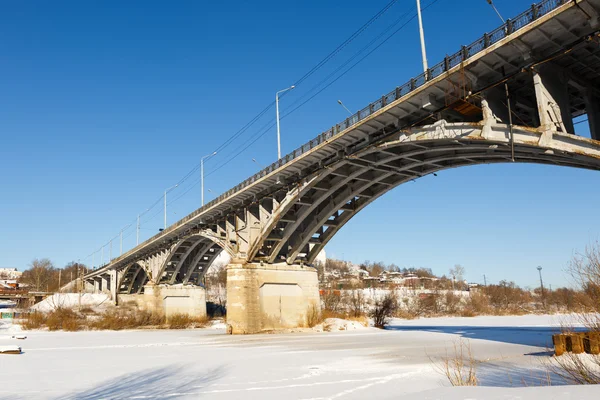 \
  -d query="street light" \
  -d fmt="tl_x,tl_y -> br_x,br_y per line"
201,151 -> 217,206
537,266 -> 545,305
164,184 -> 179,230
252,158 -> 265,169
486,0 -> 505,23
276,85 -> 295,159
416,0 -> 429,74
337,100 -> 353,116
